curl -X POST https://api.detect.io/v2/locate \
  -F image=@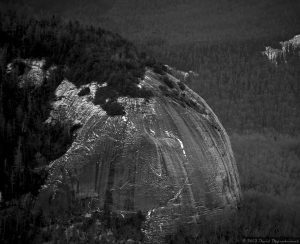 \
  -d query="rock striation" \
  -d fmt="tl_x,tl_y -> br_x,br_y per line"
38,66 -> 241,242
